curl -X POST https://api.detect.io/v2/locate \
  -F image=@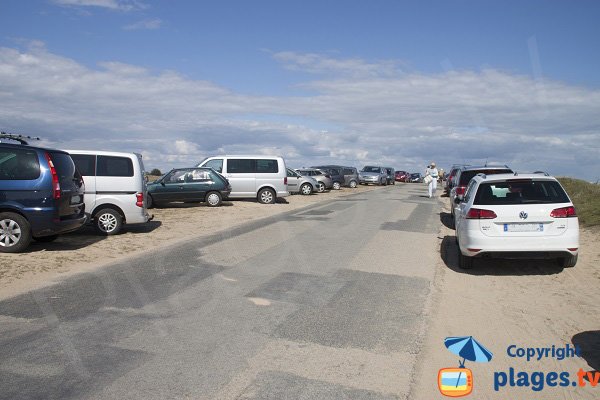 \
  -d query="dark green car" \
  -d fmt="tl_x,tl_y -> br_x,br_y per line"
147,167 -> 231,208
